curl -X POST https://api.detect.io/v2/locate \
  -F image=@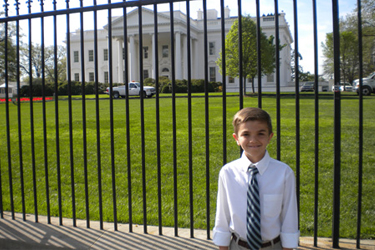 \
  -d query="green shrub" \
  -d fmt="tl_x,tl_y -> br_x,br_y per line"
19,79 -> 54,97
58,81 -> 81,95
